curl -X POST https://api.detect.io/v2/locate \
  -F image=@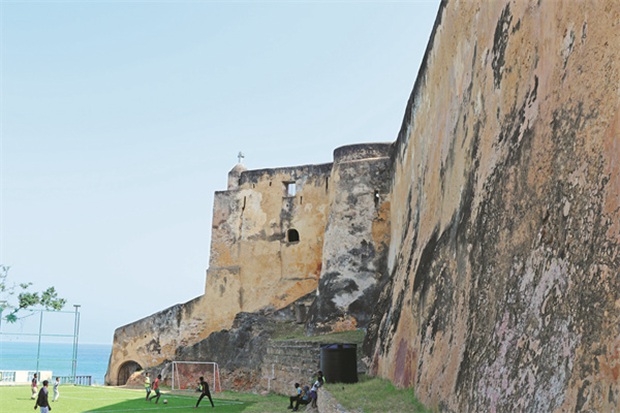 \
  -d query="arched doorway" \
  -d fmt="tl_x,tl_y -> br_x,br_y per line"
117,360 -> 142,385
